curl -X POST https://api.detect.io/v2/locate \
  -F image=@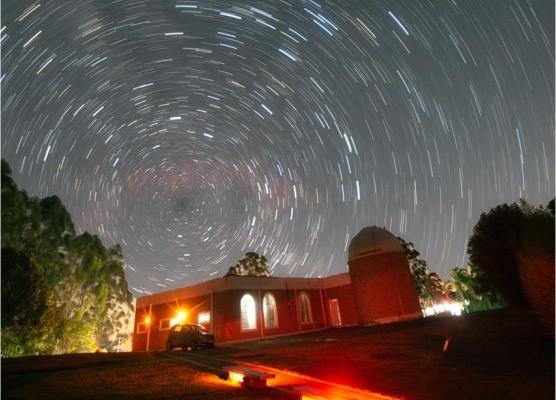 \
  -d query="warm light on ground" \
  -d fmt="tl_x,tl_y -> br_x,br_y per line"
199,374 -> 242,388
241,362 -> 400,400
